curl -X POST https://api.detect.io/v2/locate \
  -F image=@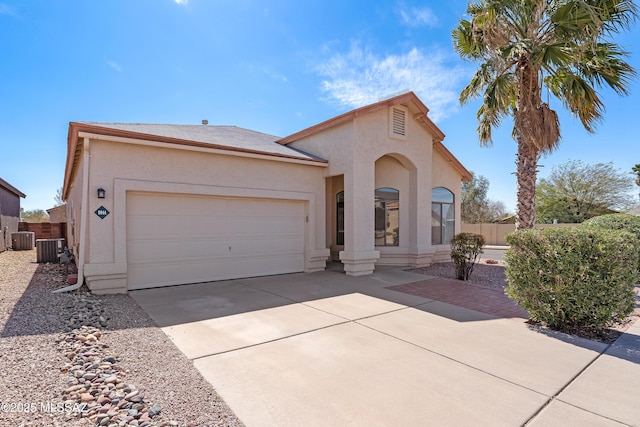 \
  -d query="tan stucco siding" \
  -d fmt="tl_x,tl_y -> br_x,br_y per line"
287,122 -> 354,177
66,154 -> 85,259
